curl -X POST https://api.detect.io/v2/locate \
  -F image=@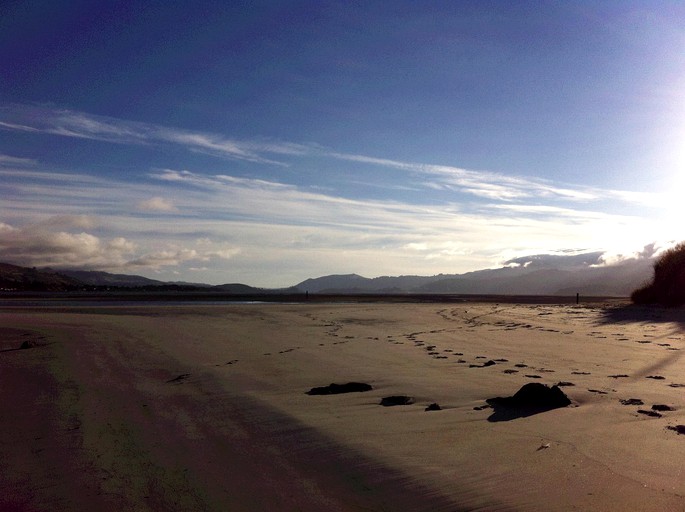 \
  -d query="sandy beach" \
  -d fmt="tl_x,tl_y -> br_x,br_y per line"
3,299 -> 685,511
